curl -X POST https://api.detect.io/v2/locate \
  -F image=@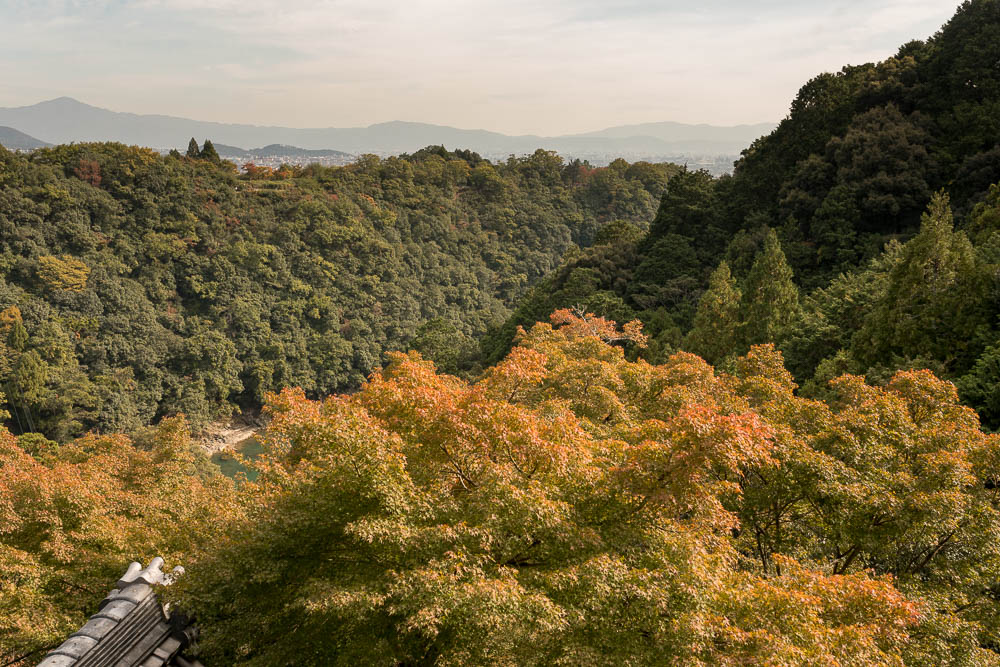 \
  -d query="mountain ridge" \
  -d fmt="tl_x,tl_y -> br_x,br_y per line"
0,97 -> 776,160
0,125 -> 51,150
